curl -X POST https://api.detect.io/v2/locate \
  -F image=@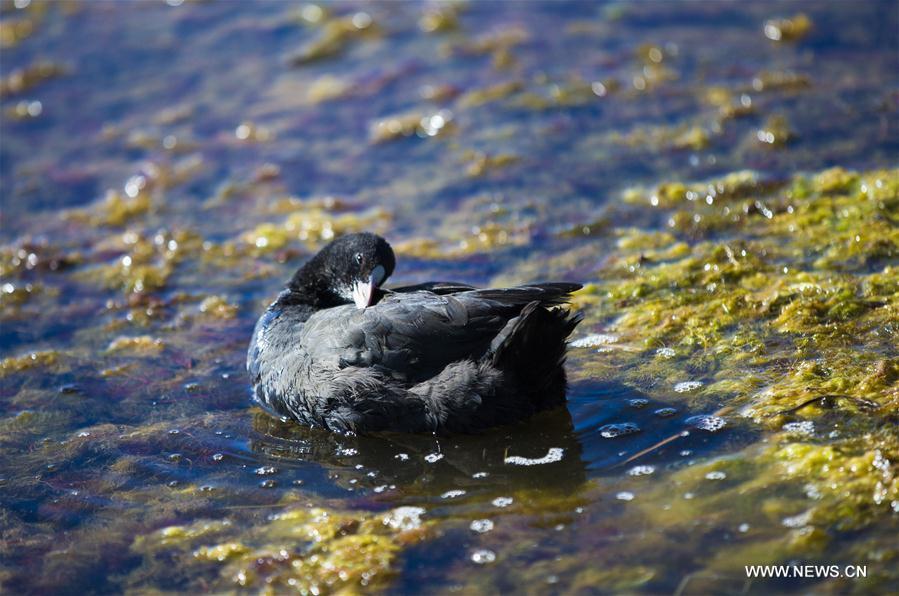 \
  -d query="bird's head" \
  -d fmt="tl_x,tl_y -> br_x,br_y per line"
290,232 -> 396,309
